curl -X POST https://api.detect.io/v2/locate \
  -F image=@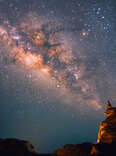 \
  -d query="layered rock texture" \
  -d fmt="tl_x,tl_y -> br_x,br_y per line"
97,101 -> 116,143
